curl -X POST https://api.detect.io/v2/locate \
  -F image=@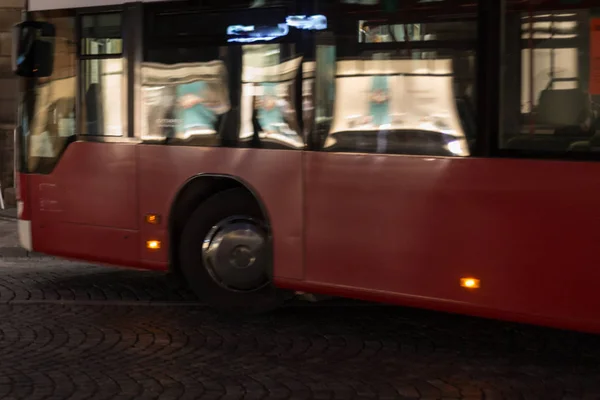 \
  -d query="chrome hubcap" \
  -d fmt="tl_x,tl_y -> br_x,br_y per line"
202,216 -> 270,291
229,245 -> 256,269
